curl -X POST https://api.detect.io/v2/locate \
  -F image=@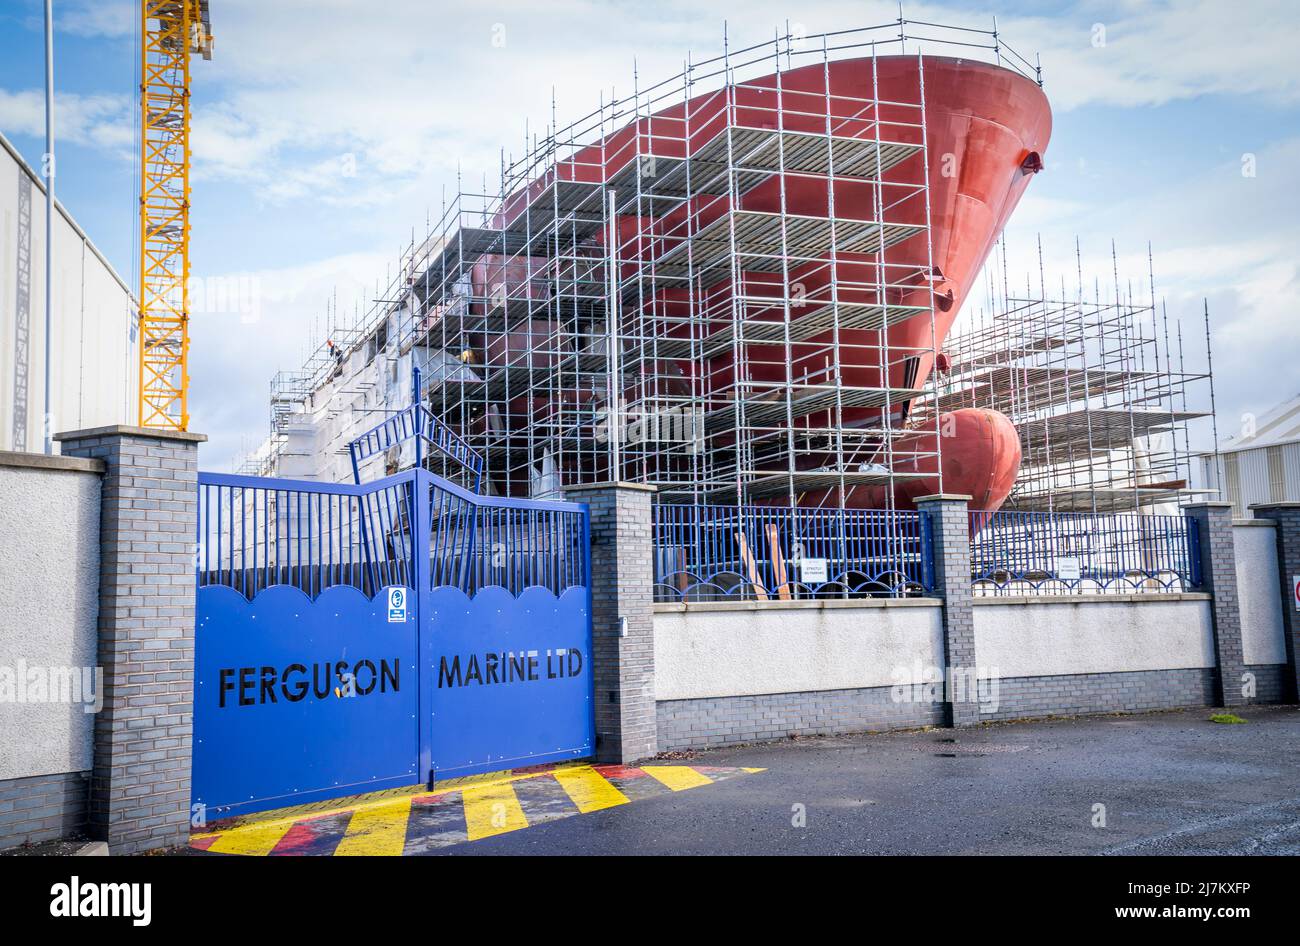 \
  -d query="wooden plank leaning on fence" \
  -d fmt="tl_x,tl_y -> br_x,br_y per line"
765,523 -> 792,601
735,531 -> 770,601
